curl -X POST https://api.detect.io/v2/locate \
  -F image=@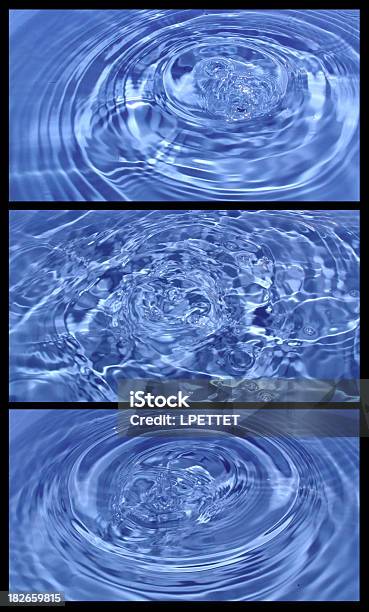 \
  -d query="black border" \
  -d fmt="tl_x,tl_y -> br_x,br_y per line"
3,0 -> 367,607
